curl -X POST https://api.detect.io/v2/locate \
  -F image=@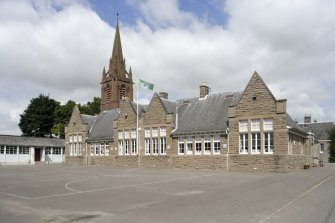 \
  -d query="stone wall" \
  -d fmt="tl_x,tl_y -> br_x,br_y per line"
65,156 -> 85,165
